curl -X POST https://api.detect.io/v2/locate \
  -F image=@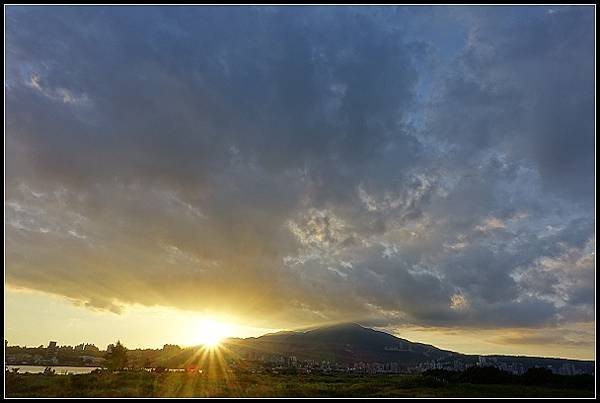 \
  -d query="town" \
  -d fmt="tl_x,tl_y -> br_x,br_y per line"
5,340 -> 594,377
